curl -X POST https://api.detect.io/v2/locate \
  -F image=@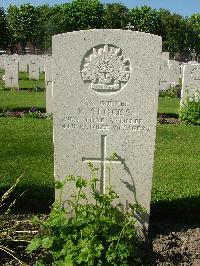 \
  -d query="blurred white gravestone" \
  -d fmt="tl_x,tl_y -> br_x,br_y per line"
160,55 -> 170,91
5,59 -> 19,90
18,55 -> 29,72
181,64 -> 200,106
2,54 -> 8,69
45,58 -> 53,113
29,60 -> 39,80
53,29 -> 162,237
161,52 -> 169,60
169,60 -> 180,86
0,55 -> 4,69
